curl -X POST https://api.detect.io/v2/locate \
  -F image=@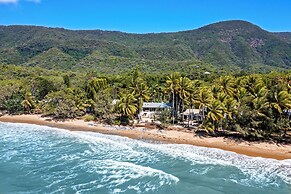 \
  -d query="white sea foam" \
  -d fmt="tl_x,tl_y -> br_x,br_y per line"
72,129 -> 291,186
127,141 -> 291,186
83,159 -> 179,193
1,122 -> 291,190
